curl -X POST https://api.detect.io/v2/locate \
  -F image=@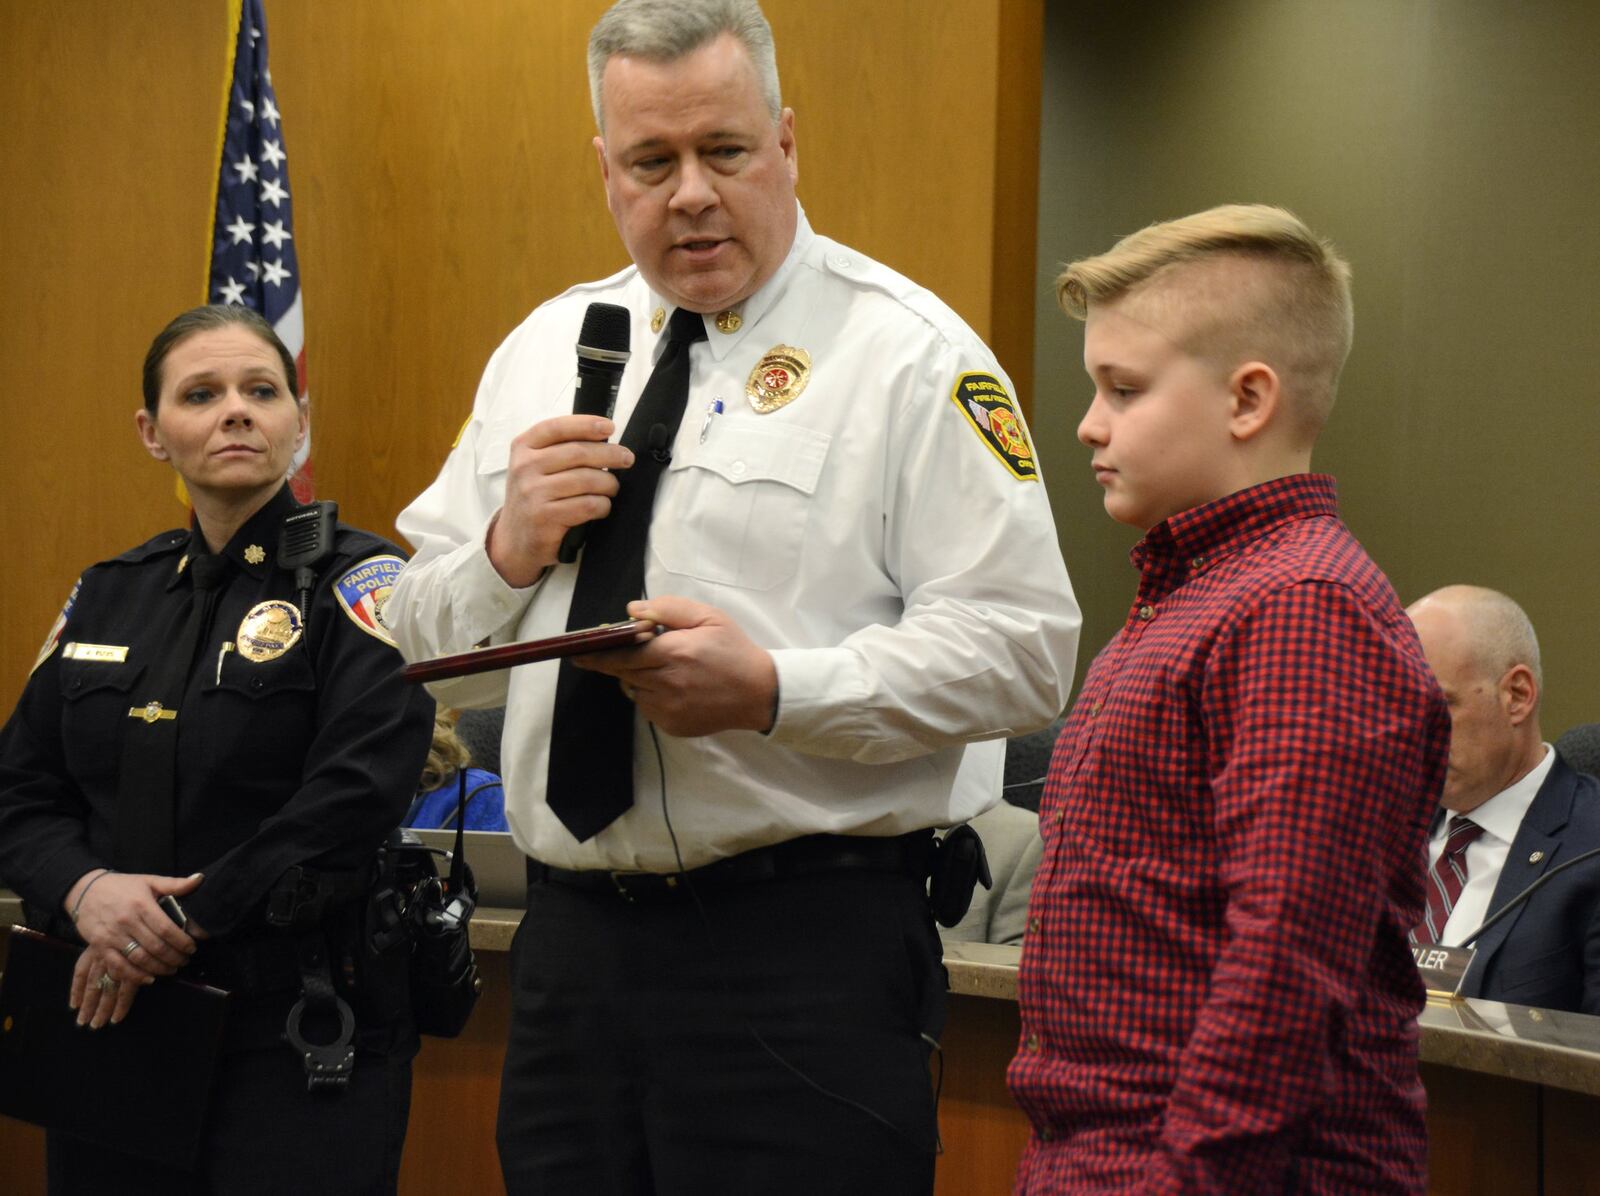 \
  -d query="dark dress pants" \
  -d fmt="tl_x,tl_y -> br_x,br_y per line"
496,867 -> 946,1195
46,1017 -> 415,1196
